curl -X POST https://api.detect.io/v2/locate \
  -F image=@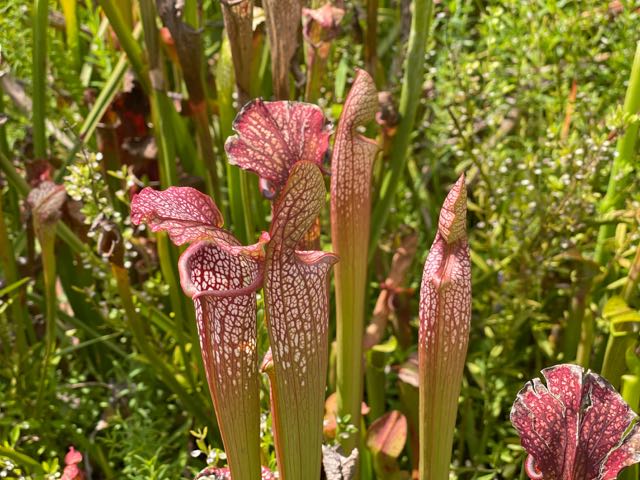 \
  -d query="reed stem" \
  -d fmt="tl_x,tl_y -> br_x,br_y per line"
369,0 -> 434,258
97,0 -> 150,93
364,0 -> 378,77
0,189 -> 29,357
594,41 -> 640,264
32,0 -> 48,159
